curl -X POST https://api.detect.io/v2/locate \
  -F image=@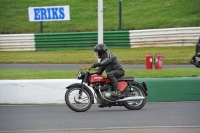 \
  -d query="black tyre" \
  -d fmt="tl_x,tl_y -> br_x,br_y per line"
123,83 -> 146,110
65,86 -> 93,112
